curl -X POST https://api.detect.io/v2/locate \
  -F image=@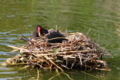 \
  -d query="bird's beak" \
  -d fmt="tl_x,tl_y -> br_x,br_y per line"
38,32 -> 41,37
37,27 -> 42,37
